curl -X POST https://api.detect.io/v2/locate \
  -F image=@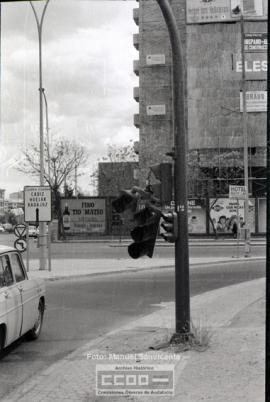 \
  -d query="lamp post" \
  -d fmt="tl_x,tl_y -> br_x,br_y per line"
232,6 -> 250,257
42,88 -> 52,272
30,0 -> 50,270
